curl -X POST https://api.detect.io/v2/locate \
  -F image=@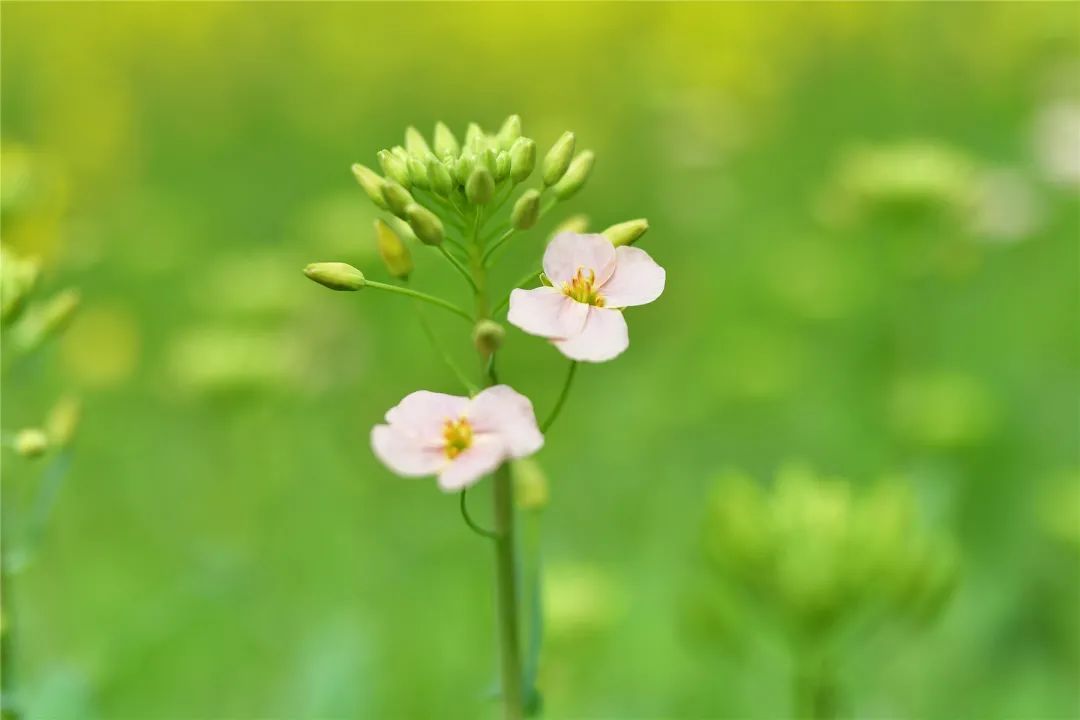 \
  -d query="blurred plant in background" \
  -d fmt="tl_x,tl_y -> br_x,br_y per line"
691,463 -> 958,719
1,147 -> 81,720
